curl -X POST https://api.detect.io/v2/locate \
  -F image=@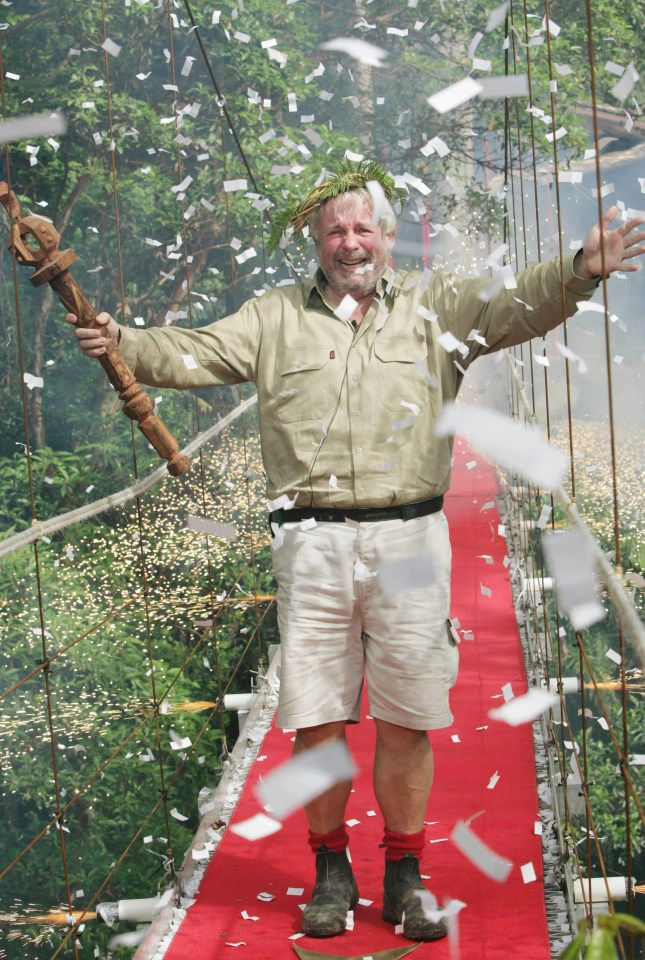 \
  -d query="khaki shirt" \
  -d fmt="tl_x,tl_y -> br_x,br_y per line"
119,253 -> 599,508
